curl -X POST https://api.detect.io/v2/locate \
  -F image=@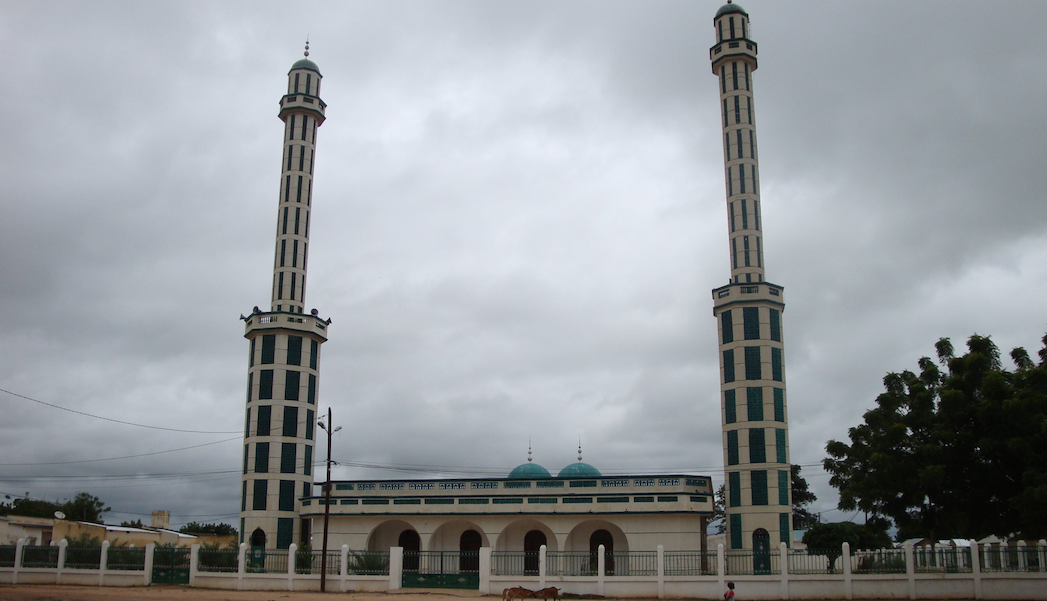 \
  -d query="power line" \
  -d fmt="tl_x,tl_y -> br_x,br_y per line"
0,437 -> 241,466
0,387 -> 241,434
